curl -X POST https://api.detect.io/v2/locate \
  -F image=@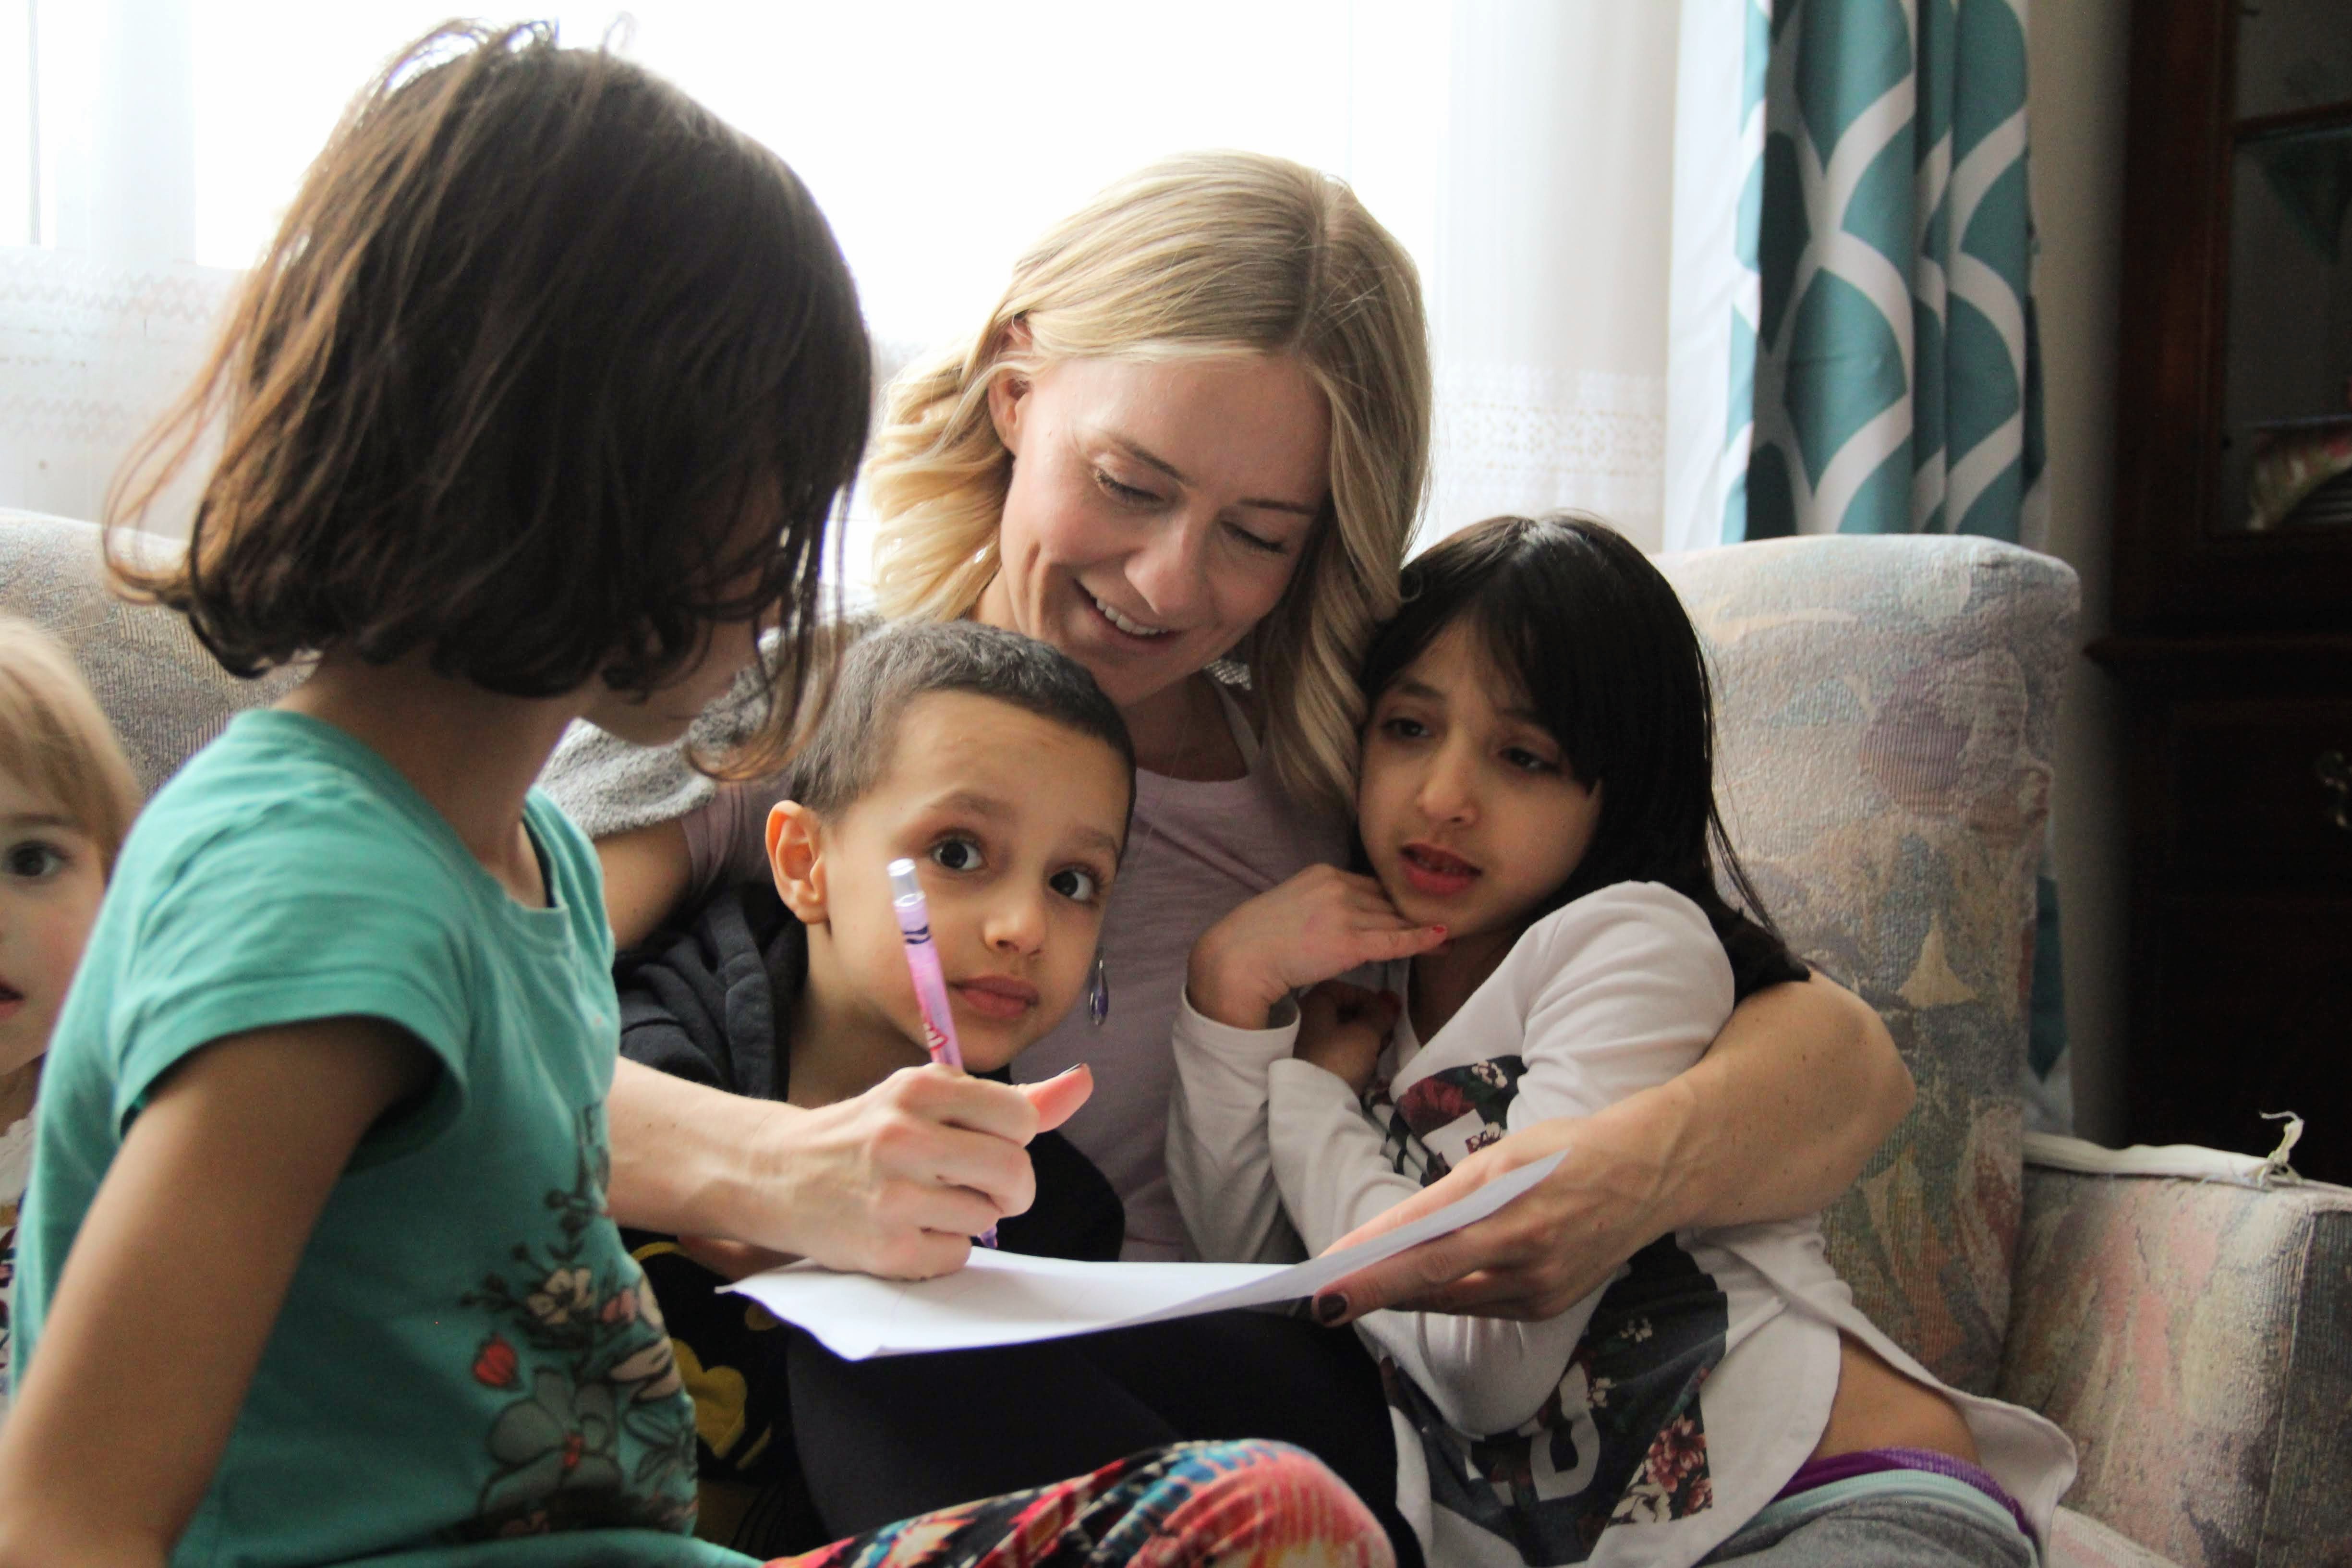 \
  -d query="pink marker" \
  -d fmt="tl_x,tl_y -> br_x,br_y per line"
888,857 -> 996,1247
